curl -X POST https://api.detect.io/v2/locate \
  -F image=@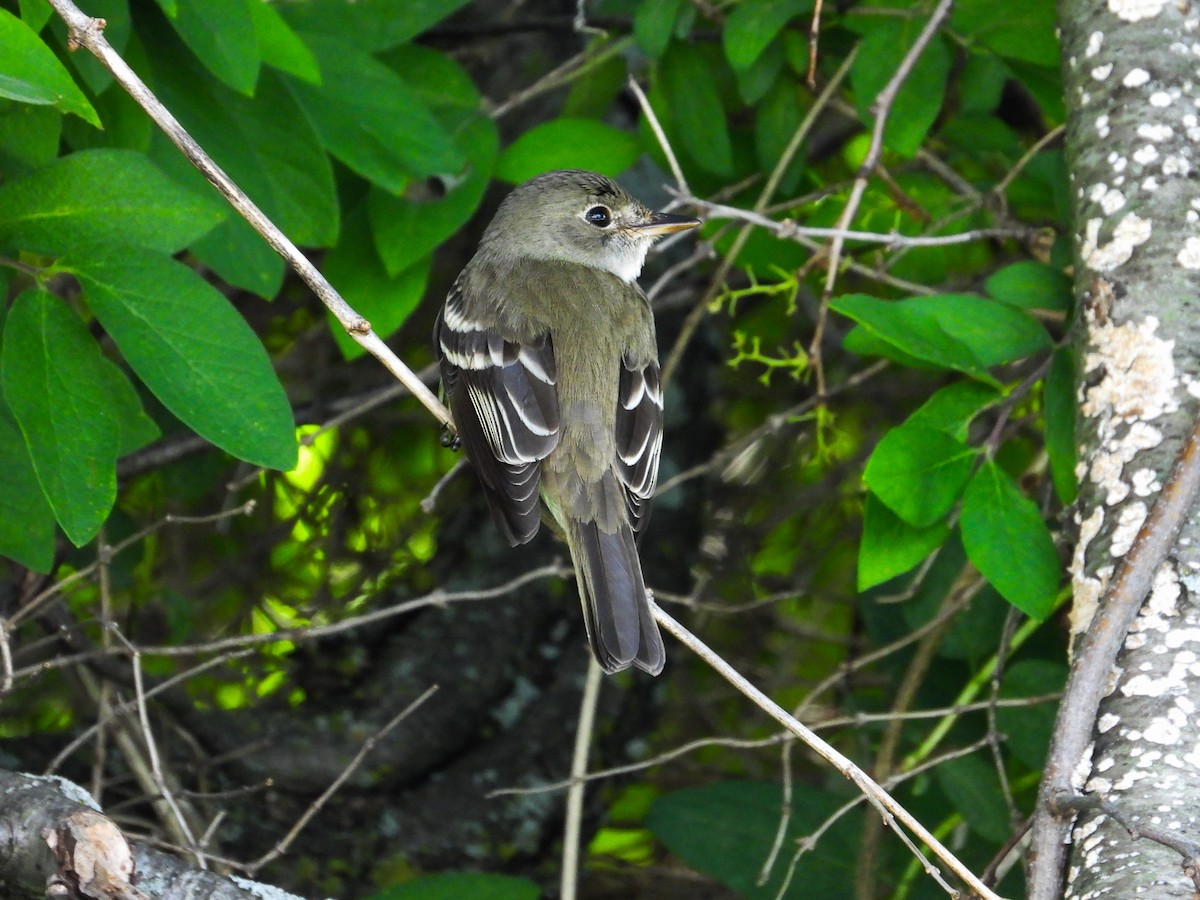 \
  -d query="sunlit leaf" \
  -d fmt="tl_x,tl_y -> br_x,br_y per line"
960,460 -> 1059,618
864,423 -> 977,527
